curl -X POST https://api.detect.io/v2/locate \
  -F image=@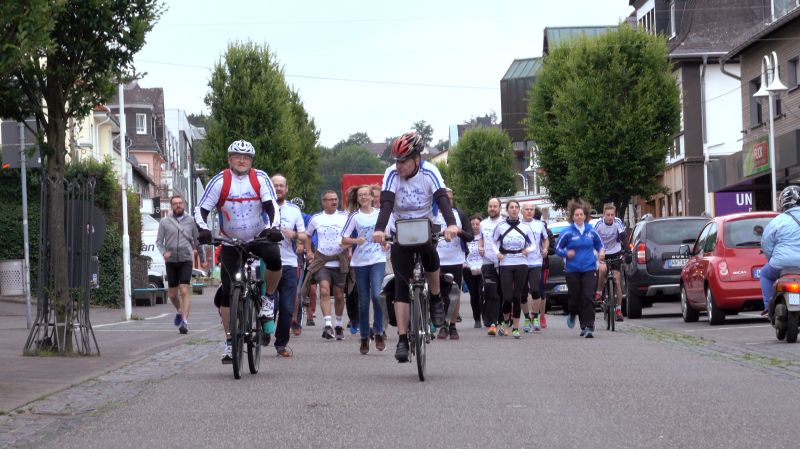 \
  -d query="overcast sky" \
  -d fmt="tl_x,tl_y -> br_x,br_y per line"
133,0 -> 632,147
